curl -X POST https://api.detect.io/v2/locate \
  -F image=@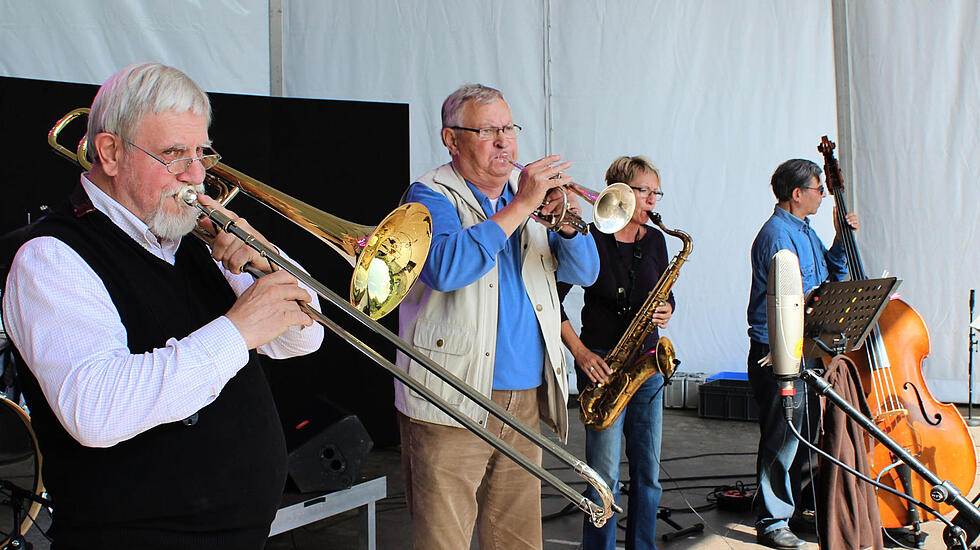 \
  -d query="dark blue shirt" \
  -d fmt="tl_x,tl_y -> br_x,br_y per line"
405,181 -> 599,390
747,206 -> 847,344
